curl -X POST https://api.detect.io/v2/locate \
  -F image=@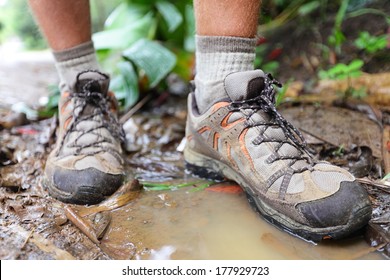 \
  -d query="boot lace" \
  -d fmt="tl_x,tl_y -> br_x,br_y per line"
230,73 -> 314,199
57,71 -> 125,158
